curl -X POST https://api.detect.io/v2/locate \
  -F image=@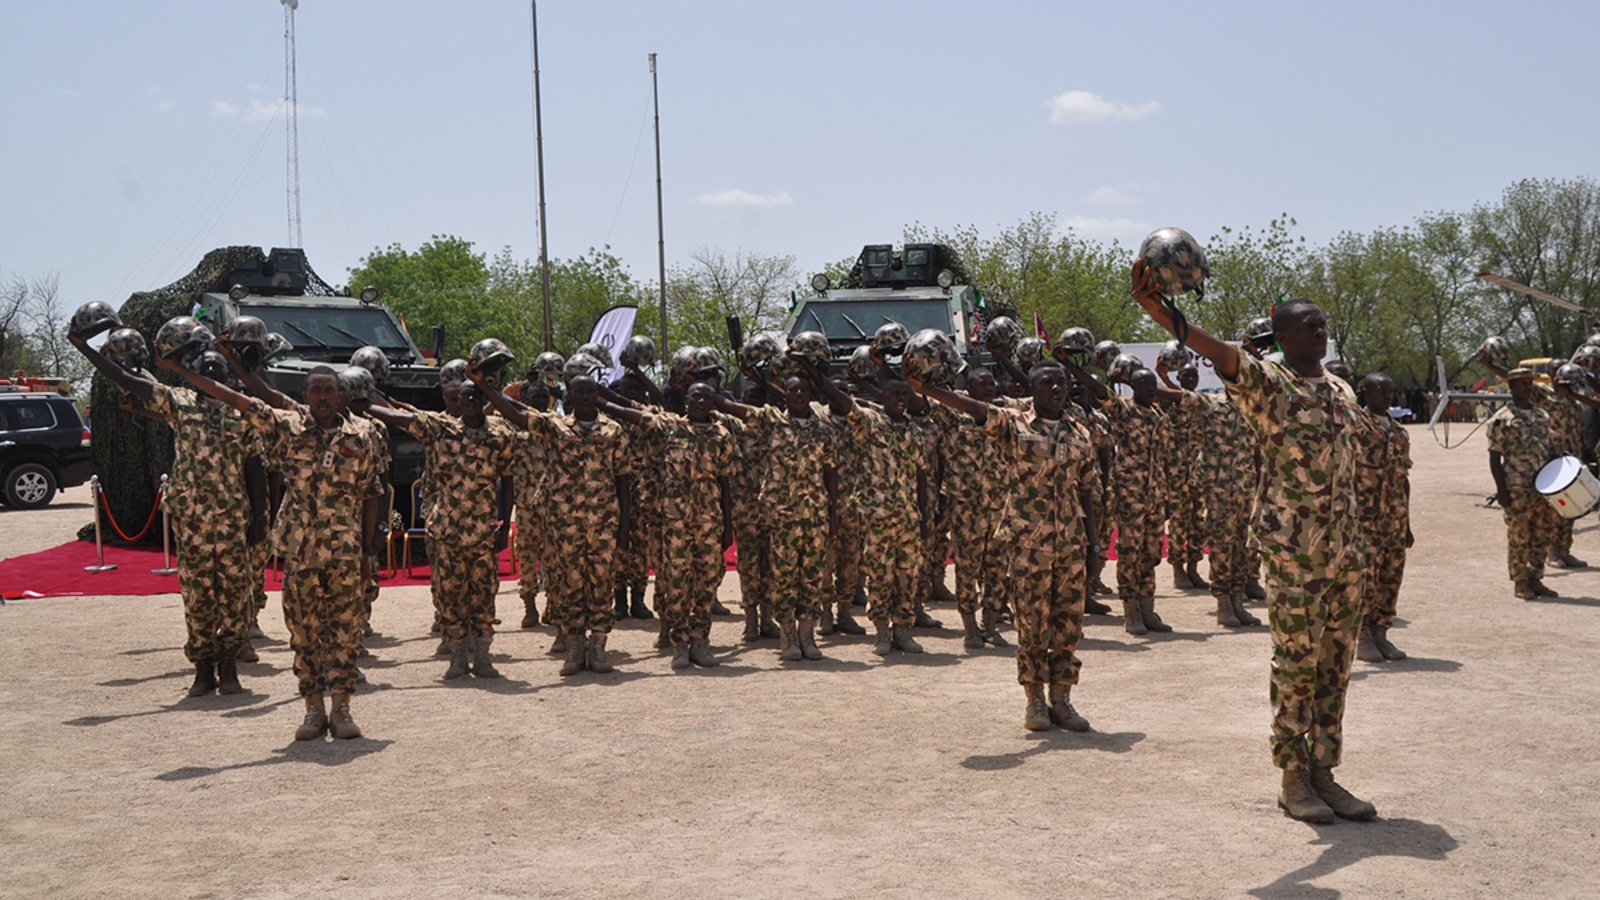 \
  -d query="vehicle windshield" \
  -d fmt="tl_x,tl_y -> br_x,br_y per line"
791,298 -> 951,342
241,304 -> 413,355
